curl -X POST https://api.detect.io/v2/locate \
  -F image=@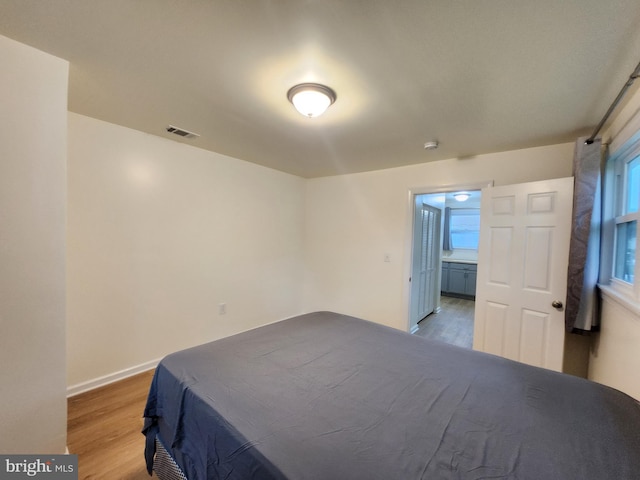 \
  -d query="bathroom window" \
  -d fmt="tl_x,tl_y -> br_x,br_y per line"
449,208 -> 480,250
